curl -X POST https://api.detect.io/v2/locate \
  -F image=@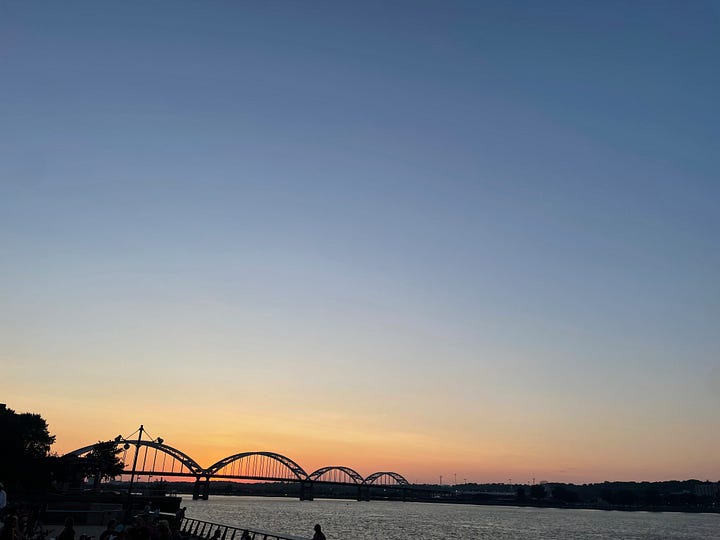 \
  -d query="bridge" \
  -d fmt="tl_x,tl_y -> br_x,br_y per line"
65,426 -> 411,501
